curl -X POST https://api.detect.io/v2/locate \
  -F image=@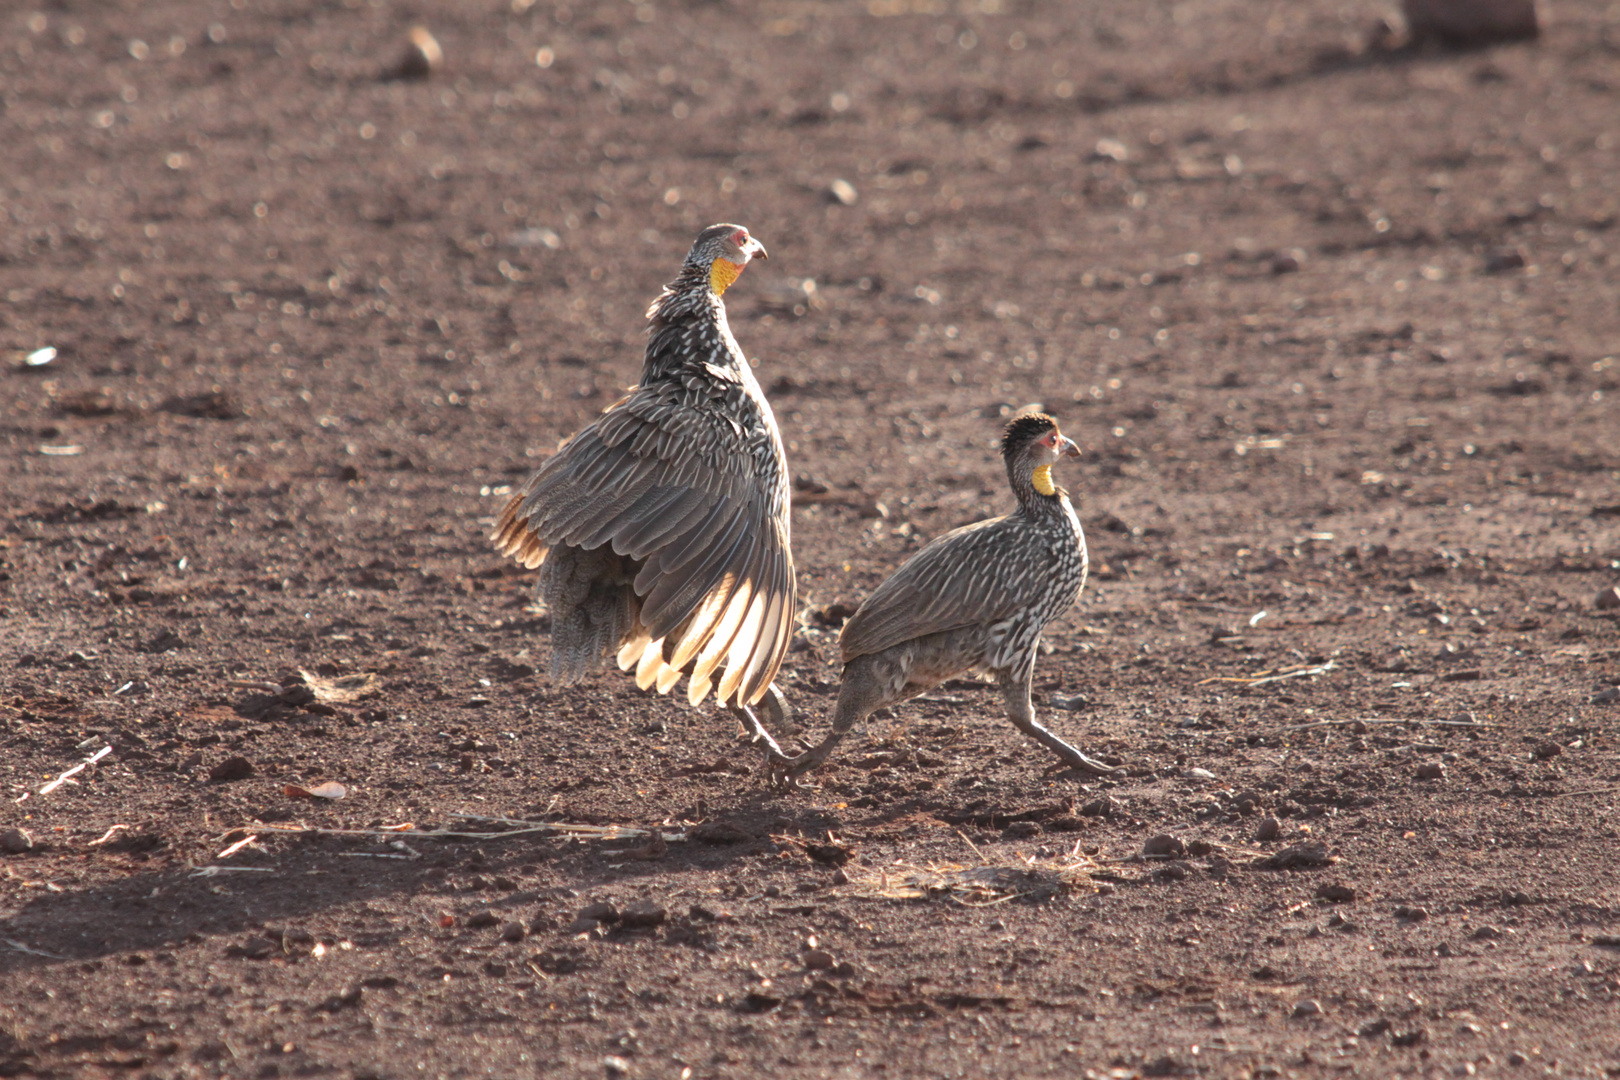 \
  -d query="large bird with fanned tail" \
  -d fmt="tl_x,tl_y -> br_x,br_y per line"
492,224 -> 796,746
